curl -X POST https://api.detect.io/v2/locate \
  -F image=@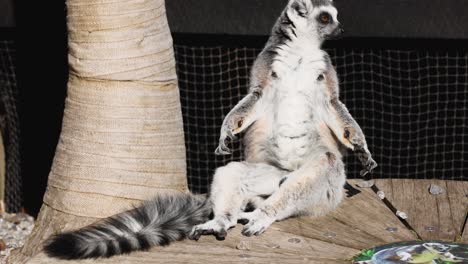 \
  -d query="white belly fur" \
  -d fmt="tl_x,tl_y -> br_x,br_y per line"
264,44 -> 330,170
